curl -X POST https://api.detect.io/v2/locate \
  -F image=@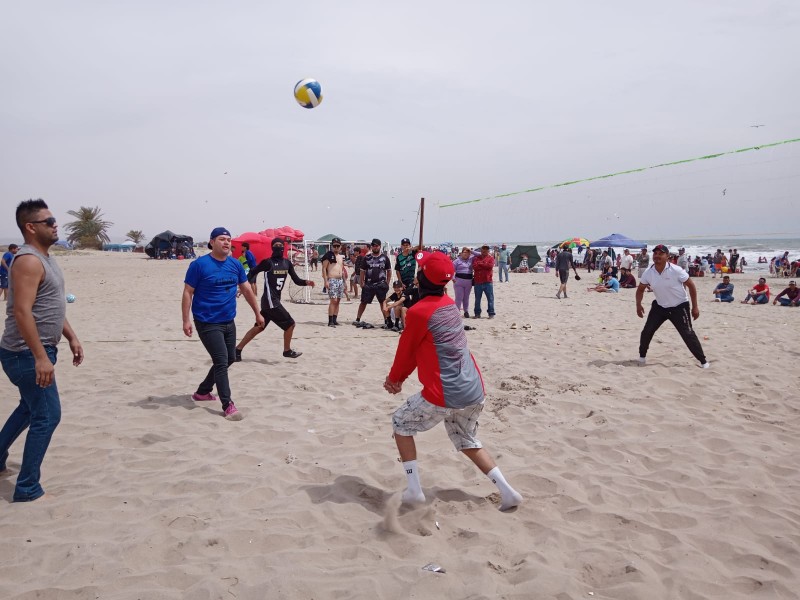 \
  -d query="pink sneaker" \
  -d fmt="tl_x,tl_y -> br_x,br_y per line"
224,402 -> 243,421
192,392 -> 217,402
